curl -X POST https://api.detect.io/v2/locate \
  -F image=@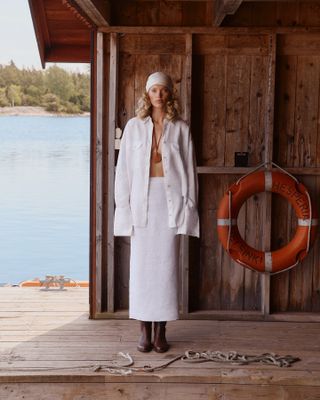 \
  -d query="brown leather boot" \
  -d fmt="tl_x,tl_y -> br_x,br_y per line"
137,321 -> 153,352
153,321 -> 170,353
